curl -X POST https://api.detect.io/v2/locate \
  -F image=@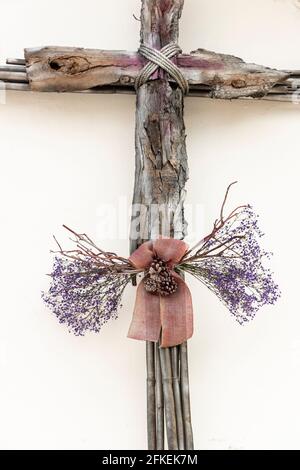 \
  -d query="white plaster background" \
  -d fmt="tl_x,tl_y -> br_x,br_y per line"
0,0 -> 299,450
